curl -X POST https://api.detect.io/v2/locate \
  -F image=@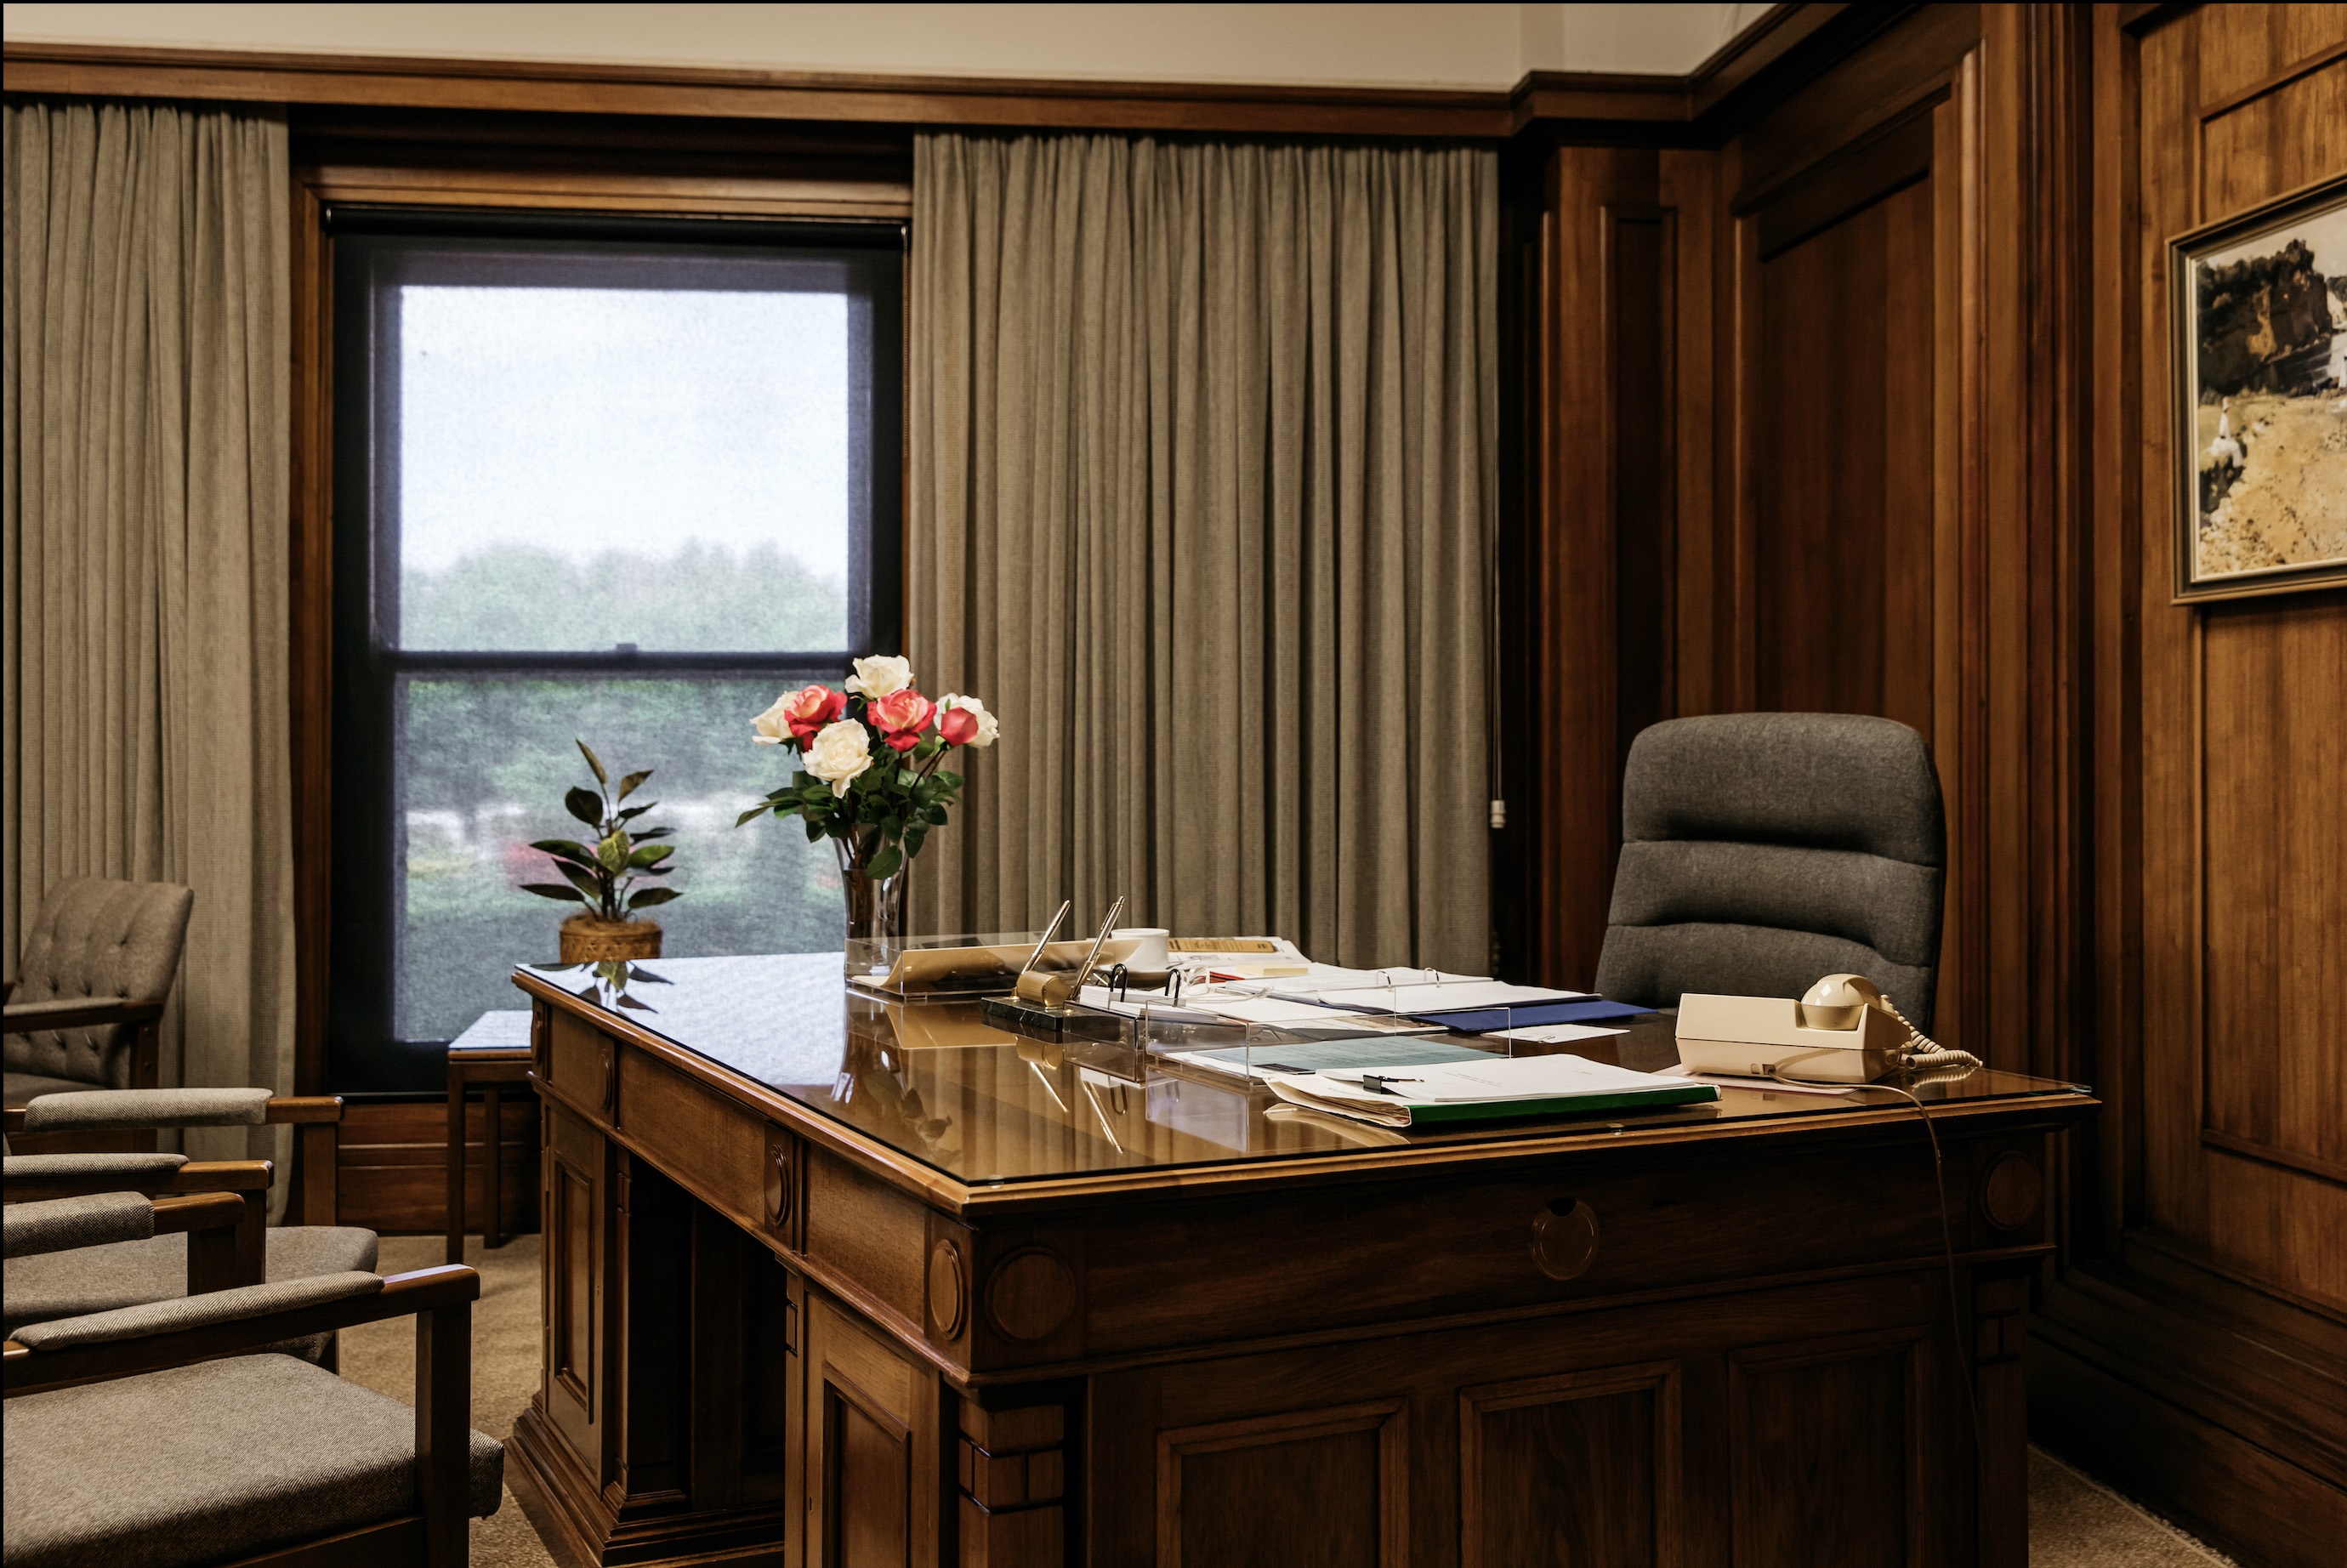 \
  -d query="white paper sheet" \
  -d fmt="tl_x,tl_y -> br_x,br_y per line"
1308,980 -> 1594,1015
1482,1022 -> 1628,1045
